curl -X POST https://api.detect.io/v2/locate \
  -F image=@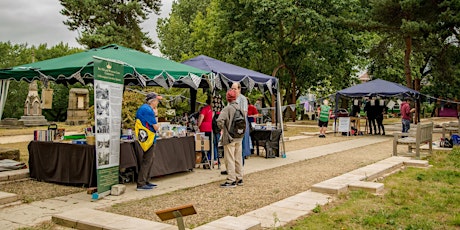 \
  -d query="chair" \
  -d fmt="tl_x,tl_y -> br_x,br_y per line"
393,122 -> 433,158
